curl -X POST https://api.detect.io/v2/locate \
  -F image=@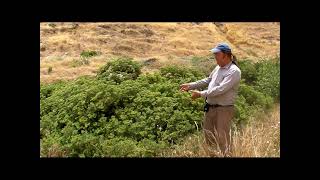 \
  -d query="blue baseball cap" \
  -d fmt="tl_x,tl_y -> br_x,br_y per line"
210,43 -> 232,53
